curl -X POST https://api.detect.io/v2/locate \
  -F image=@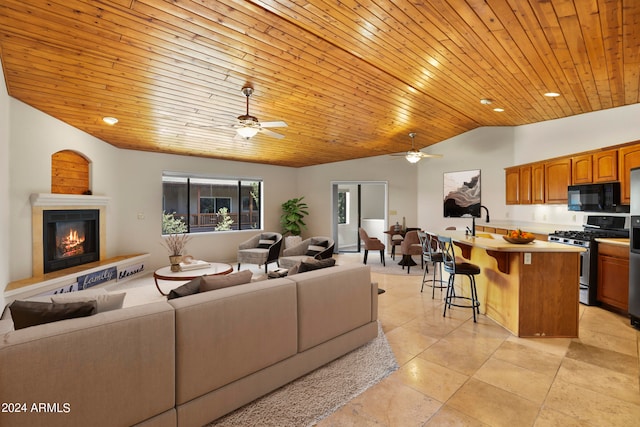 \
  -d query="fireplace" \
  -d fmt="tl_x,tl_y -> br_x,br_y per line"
43,210 -> 100,273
